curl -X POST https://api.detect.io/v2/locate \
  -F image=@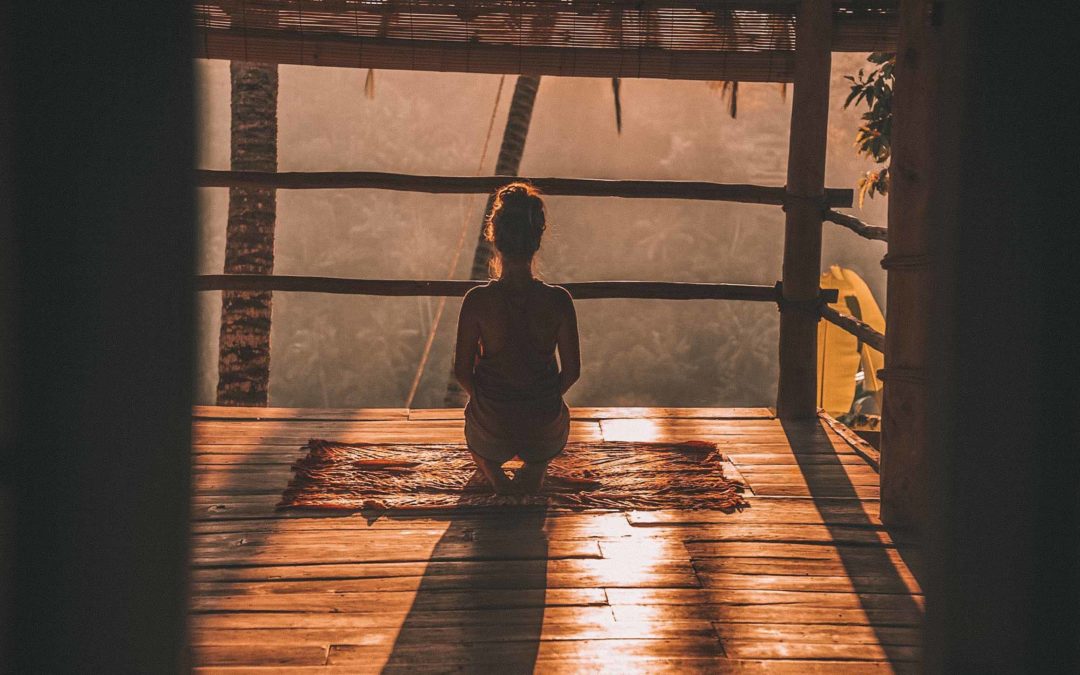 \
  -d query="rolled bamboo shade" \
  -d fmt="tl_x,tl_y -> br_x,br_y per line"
193,1 -> 898,82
